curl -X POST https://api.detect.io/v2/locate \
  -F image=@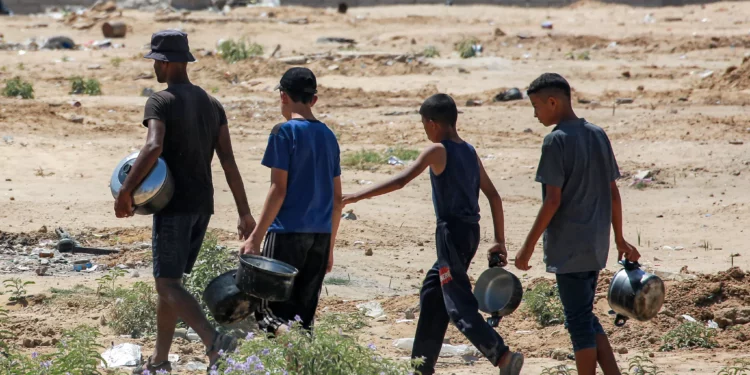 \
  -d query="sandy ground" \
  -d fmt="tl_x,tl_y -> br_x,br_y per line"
1,1 -> 750,373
